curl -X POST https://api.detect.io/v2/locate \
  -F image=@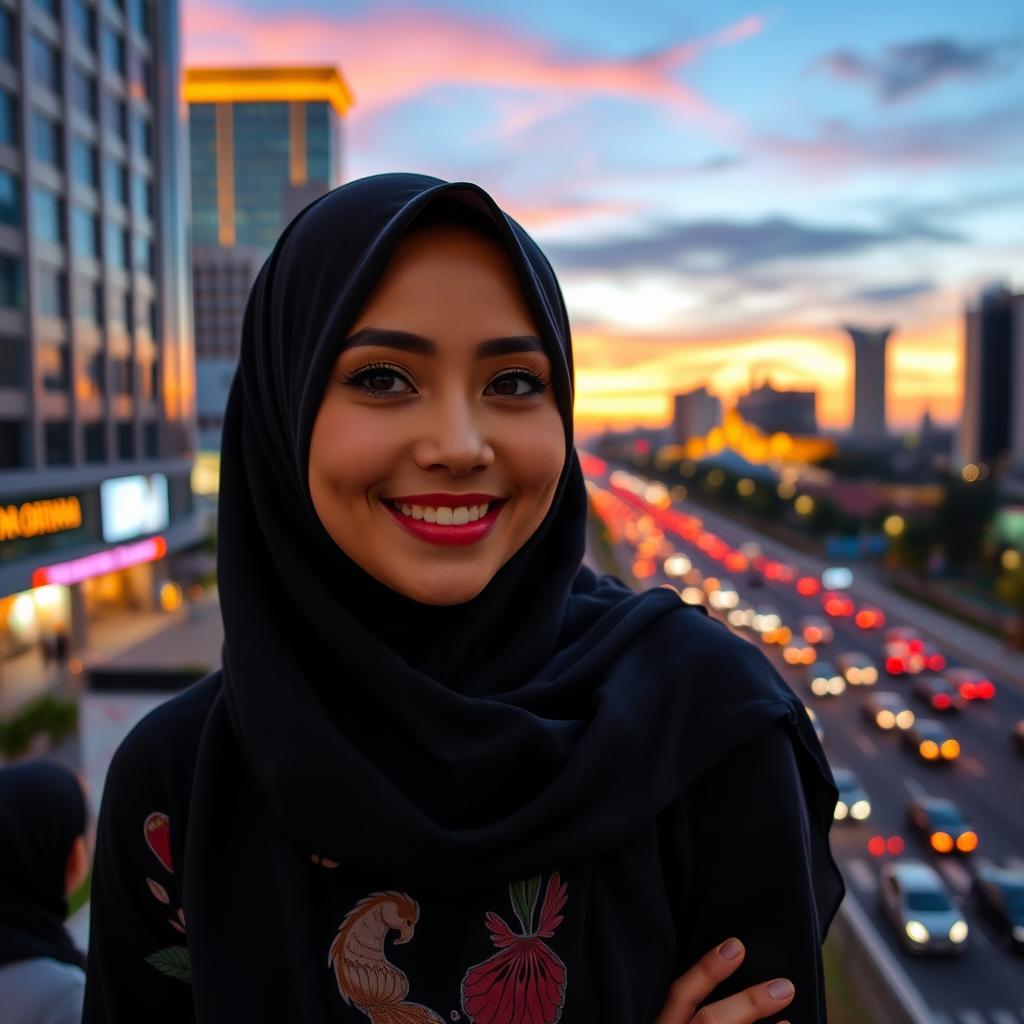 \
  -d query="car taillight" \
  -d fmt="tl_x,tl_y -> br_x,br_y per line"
933,693 -> 951,710
956,831 -> 977,853
978,680 -> 996,699
908,639 -> 924,653
927,654 -> 946,671
931,831 -> 953,853
886,656 -> 904,674
941,739 -> 960,759
960,682 -> 977,700
920,740 -> 939,759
